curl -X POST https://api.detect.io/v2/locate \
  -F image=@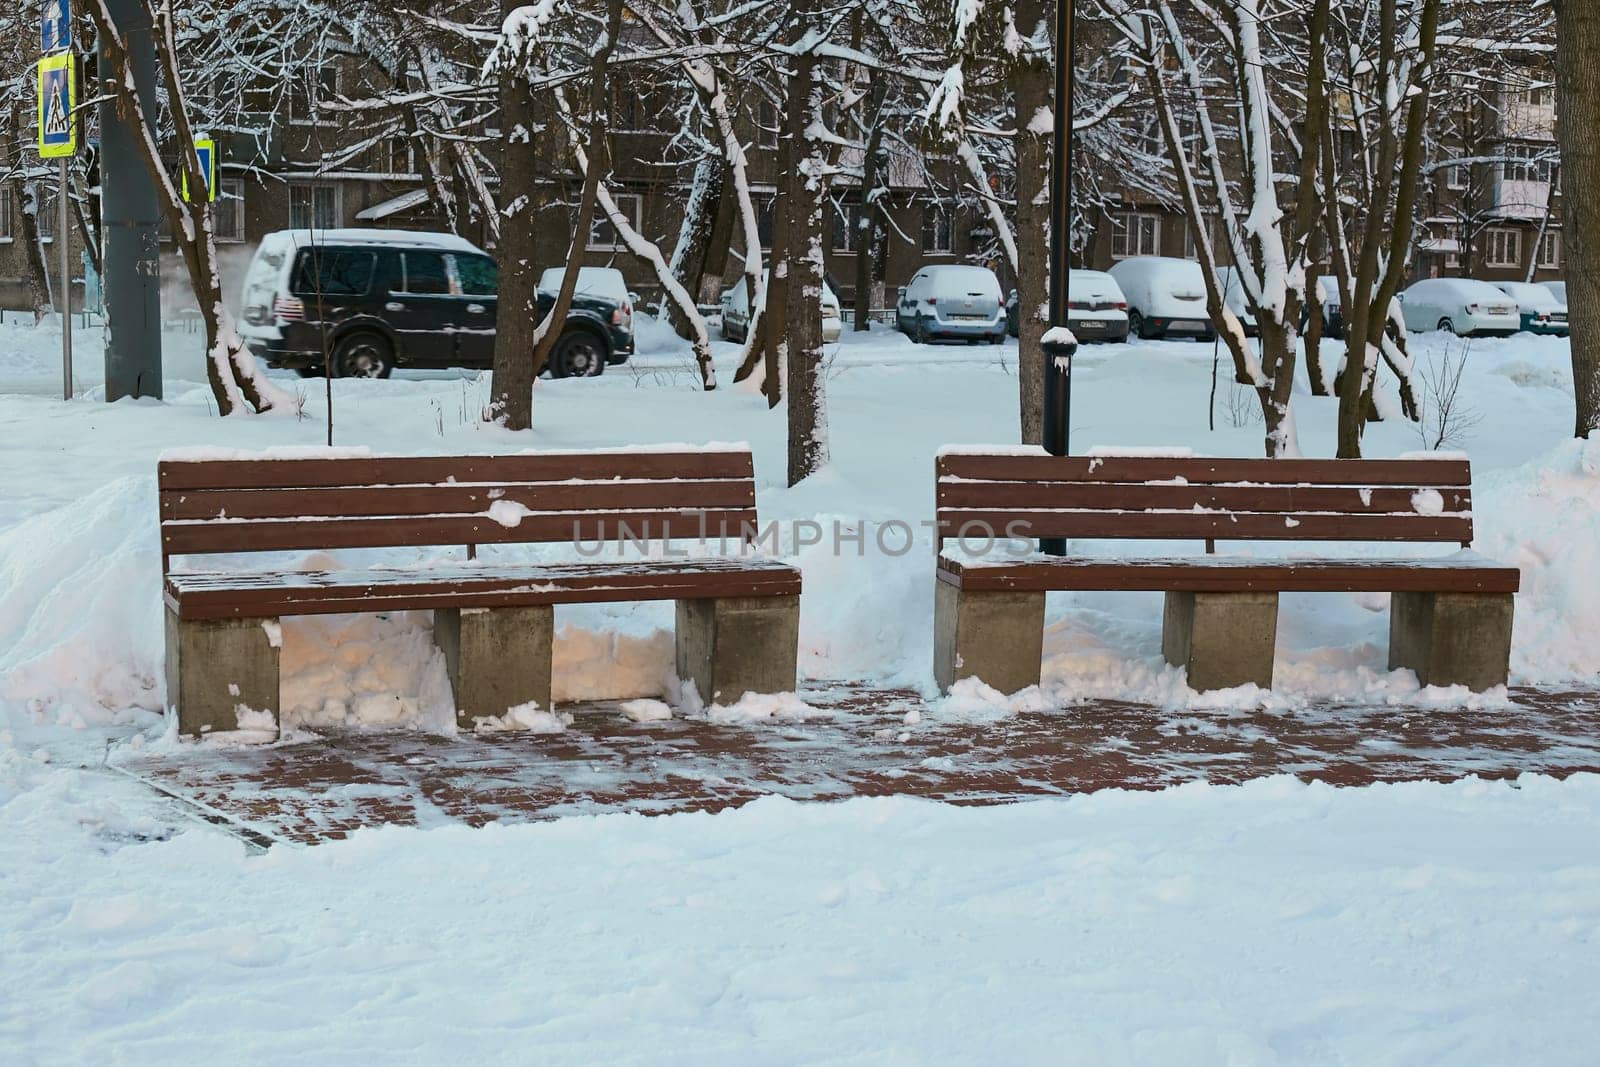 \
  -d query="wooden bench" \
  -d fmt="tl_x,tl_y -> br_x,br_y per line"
934,451 -> 1519,695
159,447 -> 801,739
